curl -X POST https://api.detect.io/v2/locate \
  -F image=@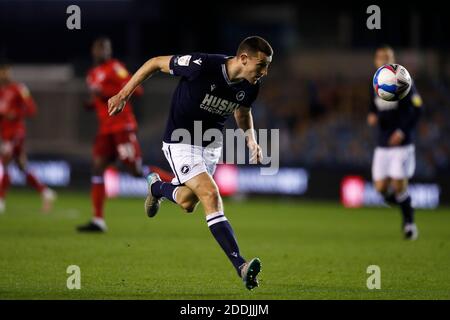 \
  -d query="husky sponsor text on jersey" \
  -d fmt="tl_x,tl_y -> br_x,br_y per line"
164,53 -> 260,146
